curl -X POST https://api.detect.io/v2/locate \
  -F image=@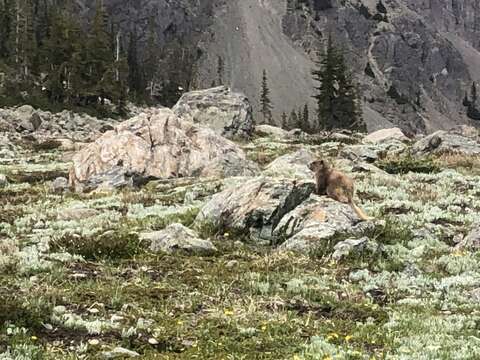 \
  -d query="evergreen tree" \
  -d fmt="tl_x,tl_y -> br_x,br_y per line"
312,35 -> 365,131
127,31 -> 143,100
89,0 -> 114,104
467,82 -> 480,120
312,35 -> 337,130
300,103 -> 310,132
217,55 -> 224,85
281,111 -> 288,129
260,69 -> 273,123
288,109 -> 298,129
144,16 -> 158,98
